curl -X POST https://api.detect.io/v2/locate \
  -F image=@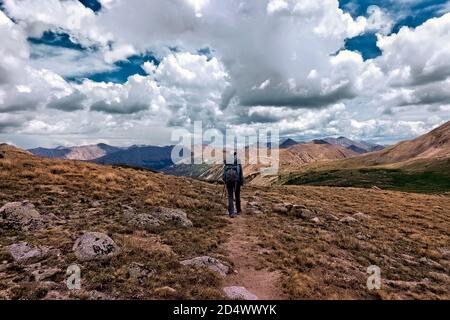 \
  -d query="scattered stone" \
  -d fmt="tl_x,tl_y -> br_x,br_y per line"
327,214 -> 339,221
272,203 -> 289,214
372,186 -> 381,191
356,232 -> 372,240
438,247 -> 450,259
0,201 -> 43,231
124,207 -> 193,230
125,213 -> 162,231
9,242 -> 50,264
258,249 -> 271,255
31,266 -> 61,282
292,207 -> 314,219
181,256 -> 229,277
223,286 -> 258,300
311,217 -> 320,224
353,212 -> 369,219
151,207 -> 193,227
340,216 -> 358,224
128,262 -> 153,283
73,232 -> 120,262
91,200 -> 102,208
246,201 -> 260,208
